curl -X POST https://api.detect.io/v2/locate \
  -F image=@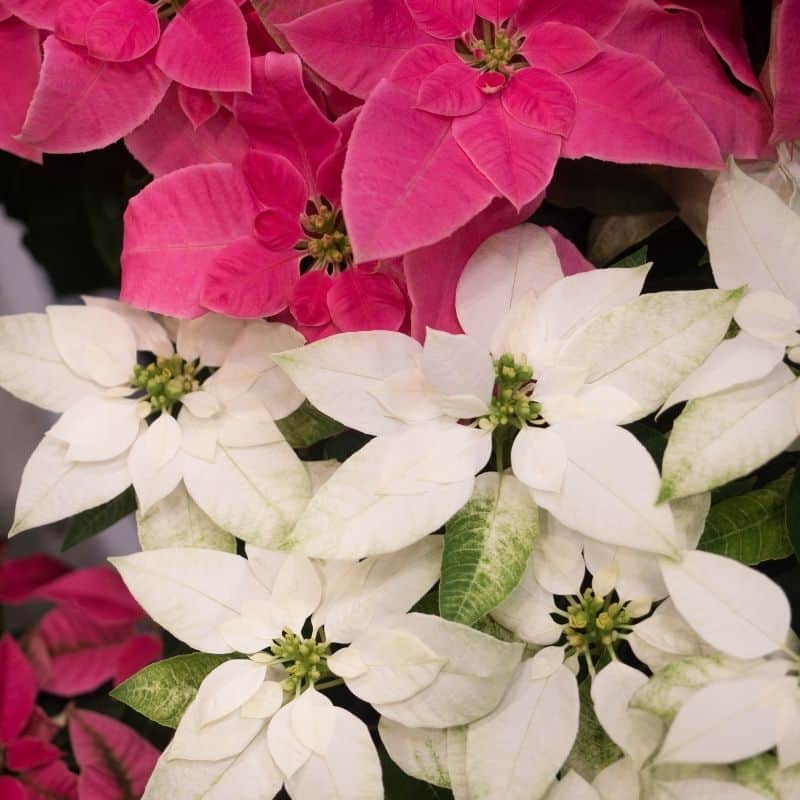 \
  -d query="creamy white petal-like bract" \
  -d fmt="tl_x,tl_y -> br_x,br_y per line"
47,304 -> 137,387
182,439 -> 311,547
110,548 -> 250,653
128,412 -> 184,513
660,364 -> 798,500
659,550 -> 792,659
363,613 -> 523,728
420,328 -> 494,409
82,295 -> 174,357
136,483 -> 235,552
591,662 -> 664,767
273,331 -> 422,435
378,718 -> 452,789
532,421 -> 681,556
662,332 -> 785,410
11,434 -> 134,536
456,224 -> 565,351
283,423 -> 489,559
708,159 -> 800,307
0,313 -> 100,412
466,657 -> 579,800
559,288 -> 742,423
